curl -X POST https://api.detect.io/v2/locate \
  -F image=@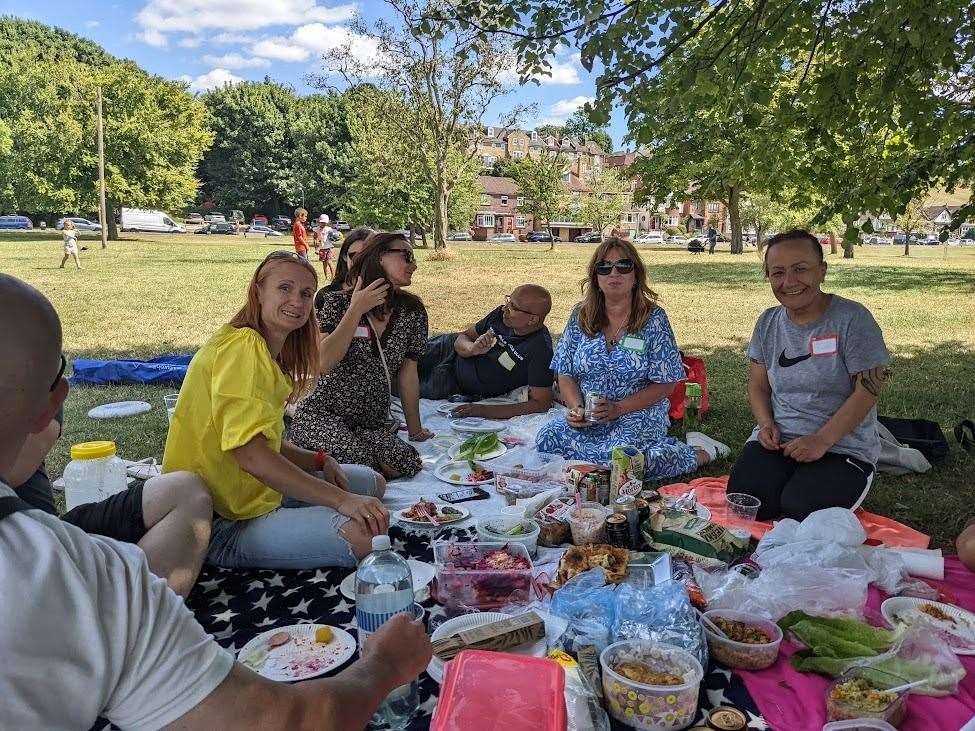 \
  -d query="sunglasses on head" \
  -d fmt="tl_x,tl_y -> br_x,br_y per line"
384,248 -> 416,264
50,353 -> 67,391
595,258 -> 635,275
